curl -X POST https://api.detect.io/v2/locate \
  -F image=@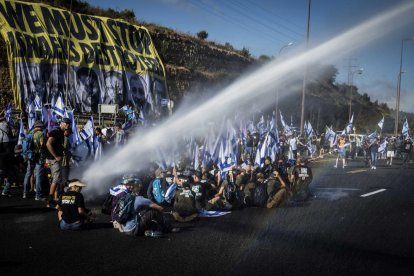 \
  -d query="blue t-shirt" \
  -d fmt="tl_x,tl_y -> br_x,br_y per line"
122,196 -> 153,232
